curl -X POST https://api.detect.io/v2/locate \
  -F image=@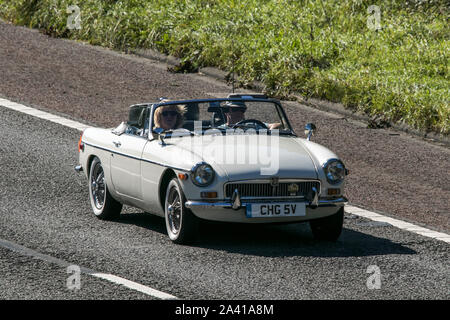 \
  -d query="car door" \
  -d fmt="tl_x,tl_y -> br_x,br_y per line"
140,138 -> 170,216
109,105 -> 150,205
110,133 -> 147,205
